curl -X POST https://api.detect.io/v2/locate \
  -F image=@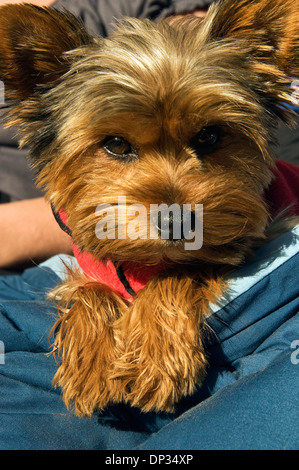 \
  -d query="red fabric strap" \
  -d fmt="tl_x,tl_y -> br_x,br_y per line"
265,160 -> 299,218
